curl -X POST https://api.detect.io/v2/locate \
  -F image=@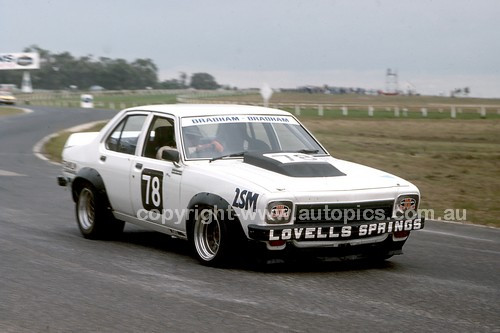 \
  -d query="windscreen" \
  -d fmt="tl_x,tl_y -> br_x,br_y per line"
180,114 -> 327,159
